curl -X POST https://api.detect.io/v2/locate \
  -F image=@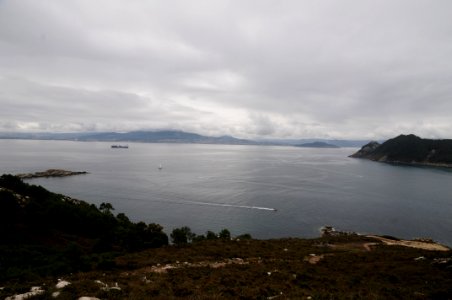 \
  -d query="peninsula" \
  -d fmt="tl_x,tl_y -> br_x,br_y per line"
350,134 -> 452,168
16,169 -> 88,179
